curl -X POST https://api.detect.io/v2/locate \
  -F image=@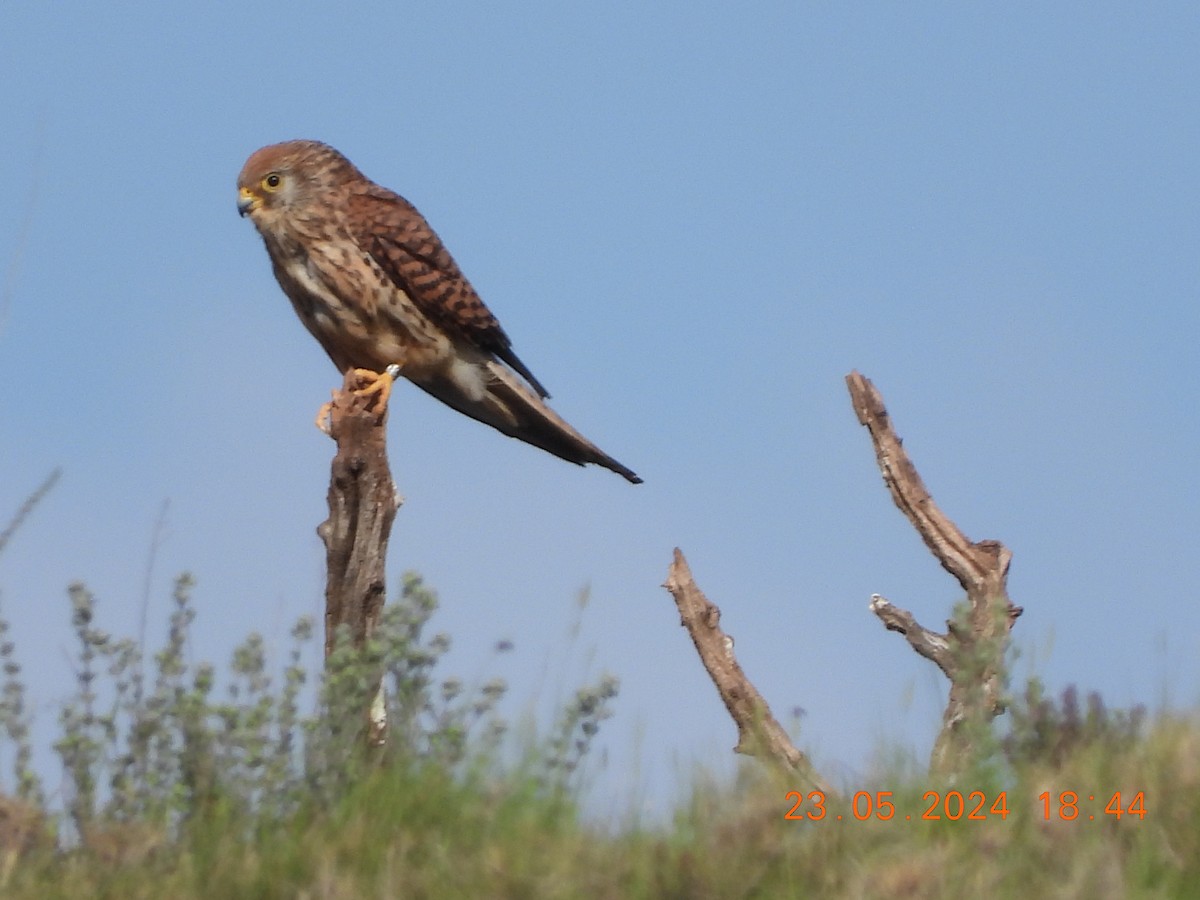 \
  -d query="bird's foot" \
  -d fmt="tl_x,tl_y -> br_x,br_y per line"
348,365 -> 399,411
315,364 -> 402,435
